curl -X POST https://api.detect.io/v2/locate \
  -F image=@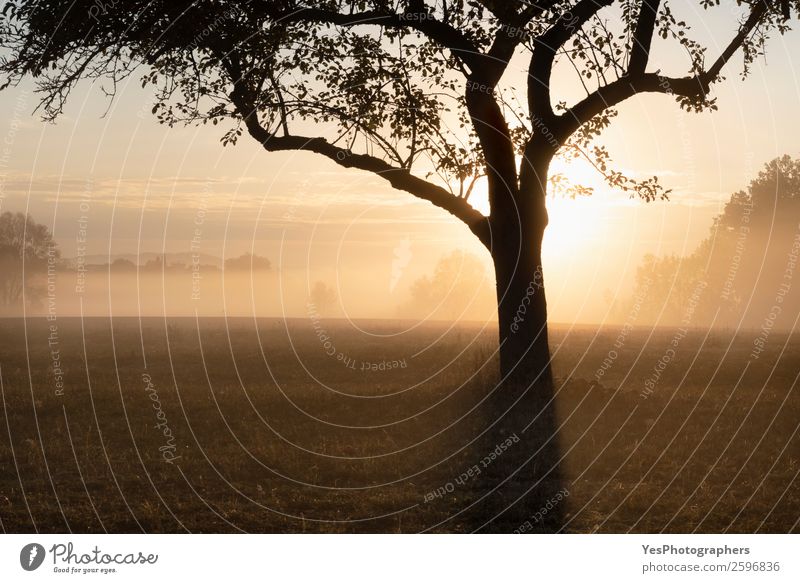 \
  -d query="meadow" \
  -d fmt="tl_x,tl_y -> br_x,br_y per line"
0,317 -> 797,533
